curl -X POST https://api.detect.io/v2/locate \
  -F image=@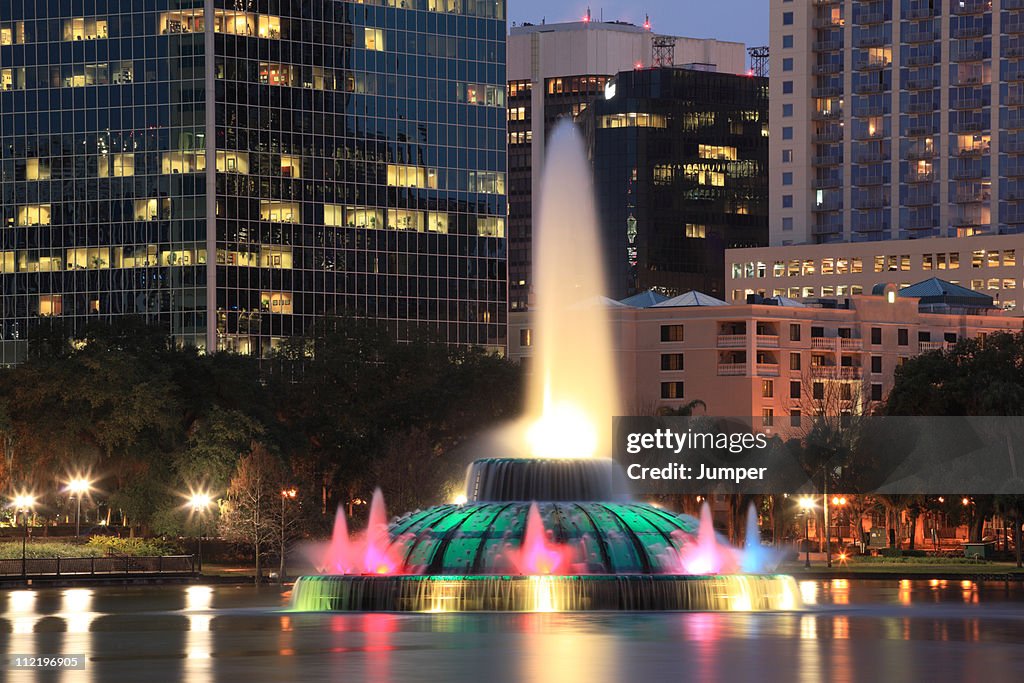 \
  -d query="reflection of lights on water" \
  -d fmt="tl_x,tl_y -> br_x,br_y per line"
531,576 -> 556,612
833,615 -> 849,640
10,590 -> 37,634
62,588 -> 96,634
799,581 -> 818,605
899,579 -> 912,605
800,615 -> 817,640
186,585 -> 214,611
830,579 -> 849,605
